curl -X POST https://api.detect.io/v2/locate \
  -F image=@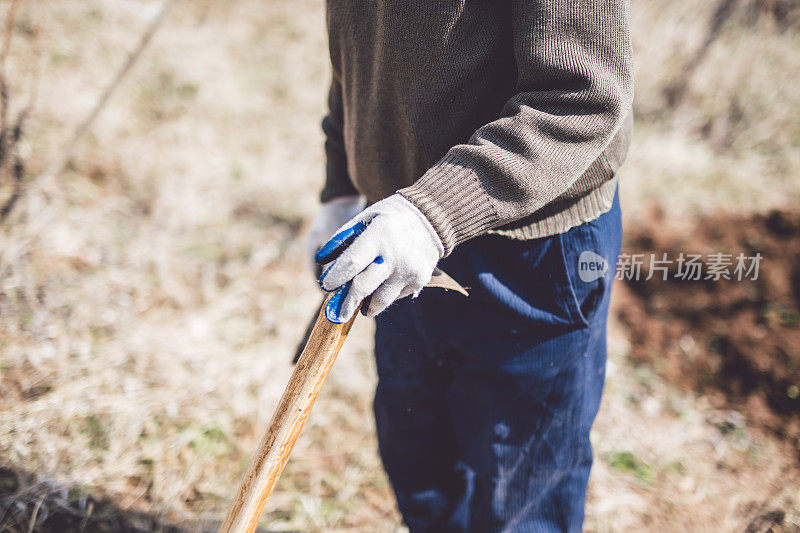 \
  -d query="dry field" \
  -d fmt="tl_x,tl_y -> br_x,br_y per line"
0,0 -> 798,531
